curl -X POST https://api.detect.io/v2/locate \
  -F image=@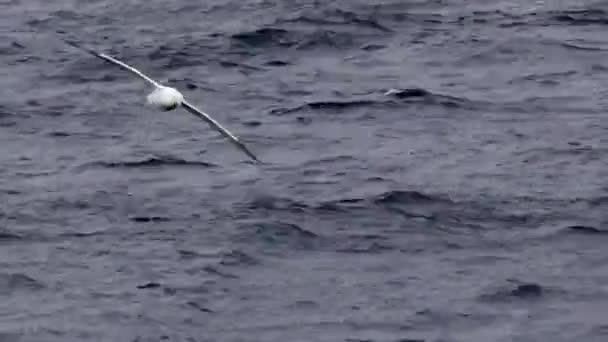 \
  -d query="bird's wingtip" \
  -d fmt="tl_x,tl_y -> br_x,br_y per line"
59,36 -> 101,58
247,157 -> 265,166
240,145 -> 262,164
